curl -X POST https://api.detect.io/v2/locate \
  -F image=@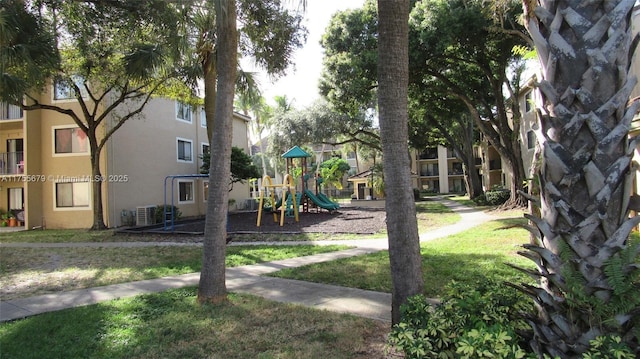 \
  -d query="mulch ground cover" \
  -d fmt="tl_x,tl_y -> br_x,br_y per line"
141,206 -> 387,235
